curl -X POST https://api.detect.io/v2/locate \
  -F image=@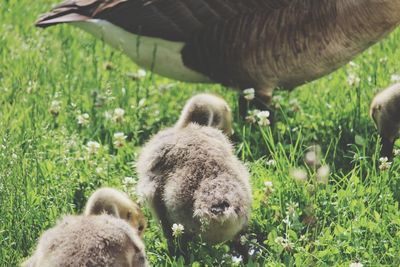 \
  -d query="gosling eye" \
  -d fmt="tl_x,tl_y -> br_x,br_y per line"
138,224 -> 144,232
127,211 -> 132,220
